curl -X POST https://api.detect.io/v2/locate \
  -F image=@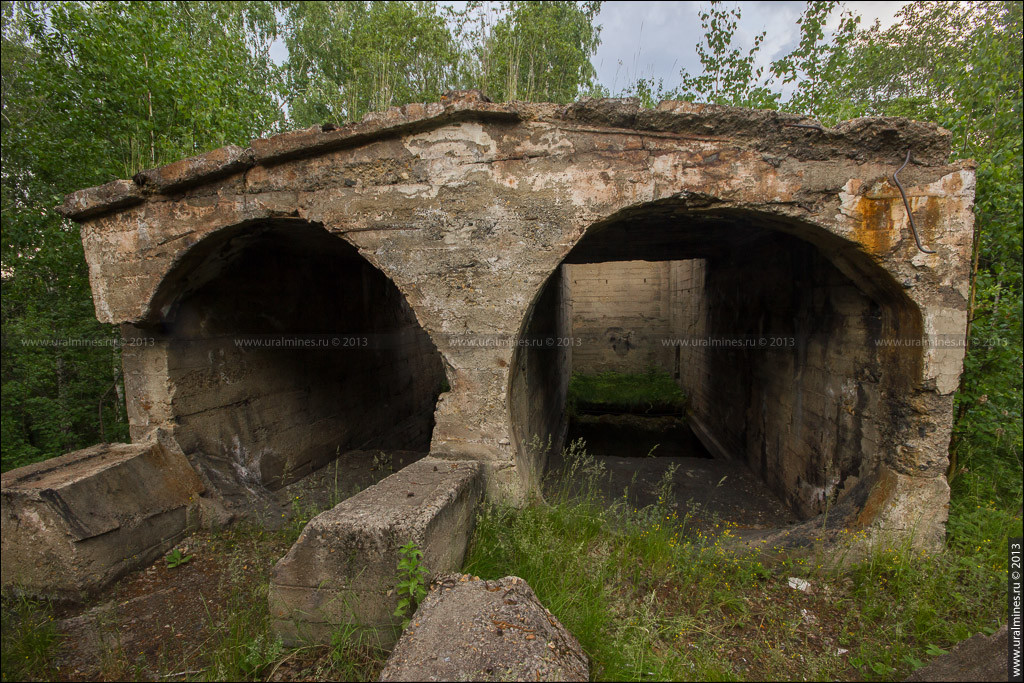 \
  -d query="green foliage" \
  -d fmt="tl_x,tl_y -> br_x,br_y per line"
0,594 -> 60,681
392,540 -> 428,628
1,1 -> 283,471
470,1 -> 603,103
326,623 -> 390,681
465,437 -> 1016,681
628,1 -> 859,113
202,546 -> 283,681
670,1 -> 779,108
568,369 -> 687,414
771,1 -> 861,120
165,547 -> 193,568
278,1 -> 459,126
